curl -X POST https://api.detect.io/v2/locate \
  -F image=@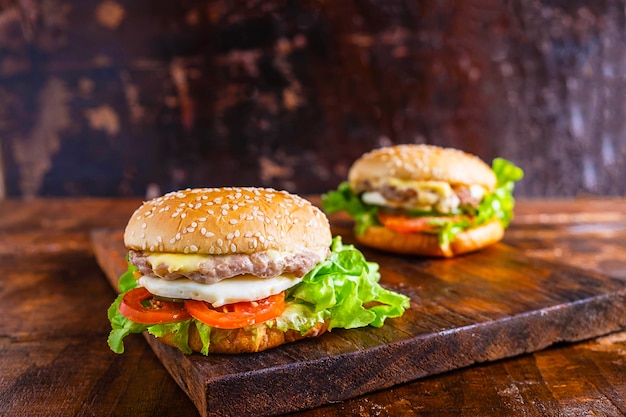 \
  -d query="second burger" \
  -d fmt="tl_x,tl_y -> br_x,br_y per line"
322,144 -> 524,257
